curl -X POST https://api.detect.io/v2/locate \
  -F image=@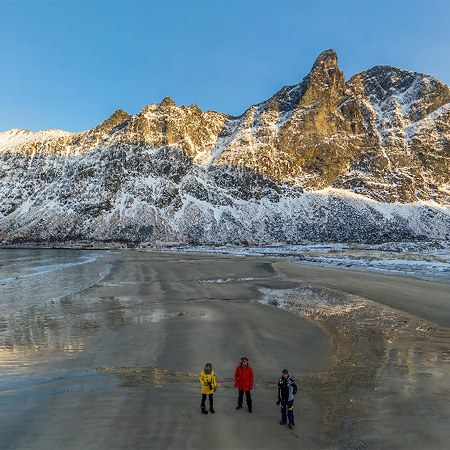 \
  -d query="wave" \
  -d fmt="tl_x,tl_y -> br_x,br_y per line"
0,255 -> 100,285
